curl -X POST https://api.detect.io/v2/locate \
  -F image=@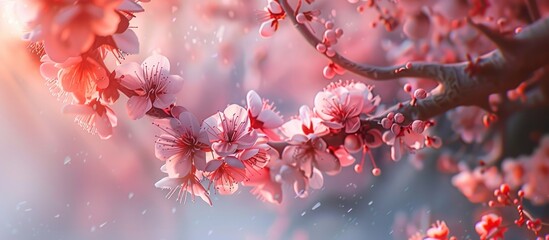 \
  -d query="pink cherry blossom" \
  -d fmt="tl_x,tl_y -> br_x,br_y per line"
275,163 -> 324,198
475,214 -> 506,240
246,90 -> 284,141
115,54 -> 184,120
521,135 -> 549,205
280,105 -> 330,139
425,221 -> 450,240
282,134 -> 340,177
155,165 -> 212,206
24,0 -> 144,62
242,167 -> 283,204
451,165 -> 502,203
154,111 -> 210,178
258,0 -> 285,38
40,53 -> 109,103
447,106 -> 488,144
314,81 -> 379,133
62,98 -> 117,139
202,104 -> 258,157
204,157 -> 248,195
382,126 -> 429,161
